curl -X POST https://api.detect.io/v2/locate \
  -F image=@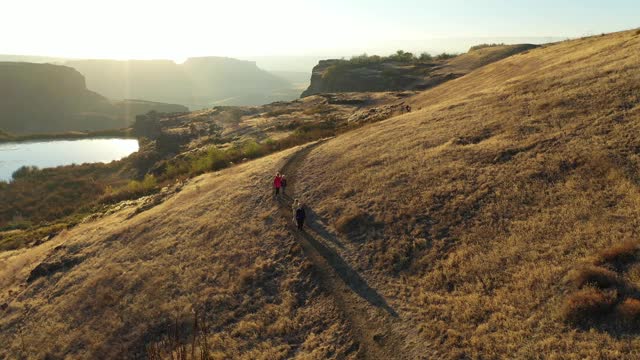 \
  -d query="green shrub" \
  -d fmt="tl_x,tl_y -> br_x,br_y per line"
387,50 -> 415,63
12,166 -> 39,180
418,52 -> 433,61
469,43 -> 505,51
127,174 -> 157,194
349,53 -> 383,65
241,140 -> 266,159
435,52 -> 458,60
